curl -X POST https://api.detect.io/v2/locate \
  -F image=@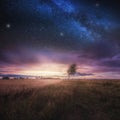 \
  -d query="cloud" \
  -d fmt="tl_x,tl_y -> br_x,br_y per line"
0,47 -> 40,65
100,55 -> 120,68
78,40 -> 119,60
75,72 -> 94,76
